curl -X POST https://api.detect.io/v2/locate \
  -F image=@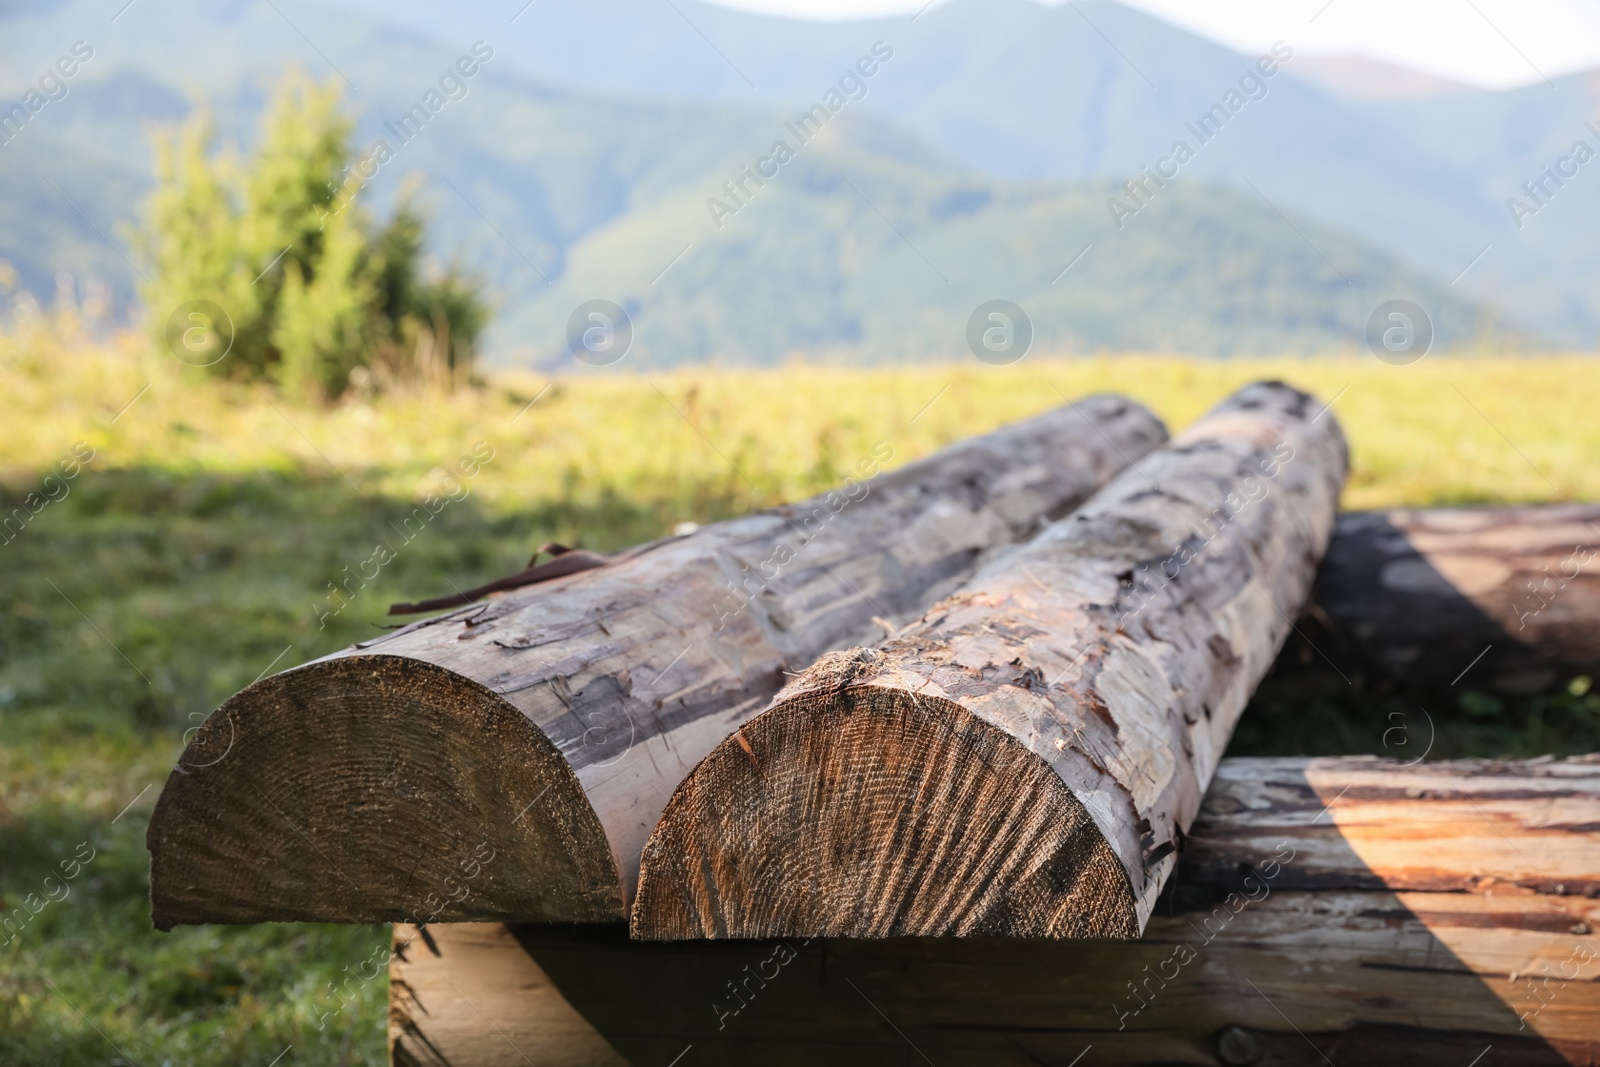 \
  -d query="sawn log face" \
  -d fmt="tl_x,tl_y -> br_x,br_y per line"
392,757 -> 1600,1066
148,395 -> 1167,927
634,381 -> 1349,939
